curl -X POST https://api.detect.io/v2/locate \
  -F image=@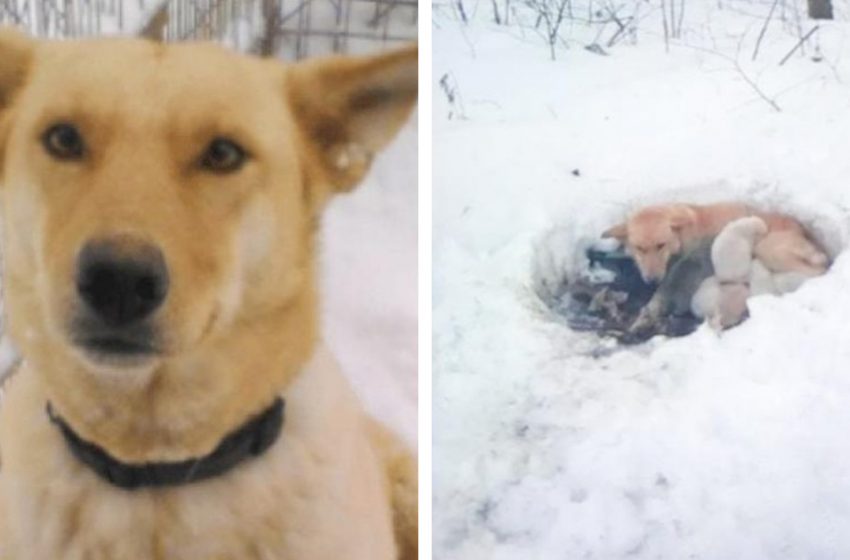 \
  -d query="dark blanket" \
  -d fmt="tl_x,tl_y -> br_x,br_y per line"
559,246 -> 703,344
